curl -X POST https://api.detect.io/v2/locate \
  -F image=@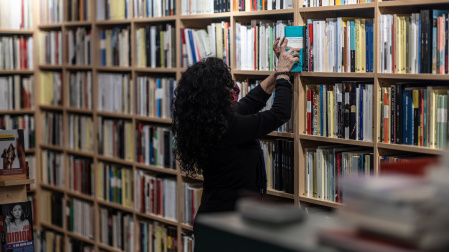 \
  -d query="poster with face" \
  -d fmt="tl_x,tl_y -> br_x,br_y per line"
0,201 -> 34,252
0,130 -> 26,175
